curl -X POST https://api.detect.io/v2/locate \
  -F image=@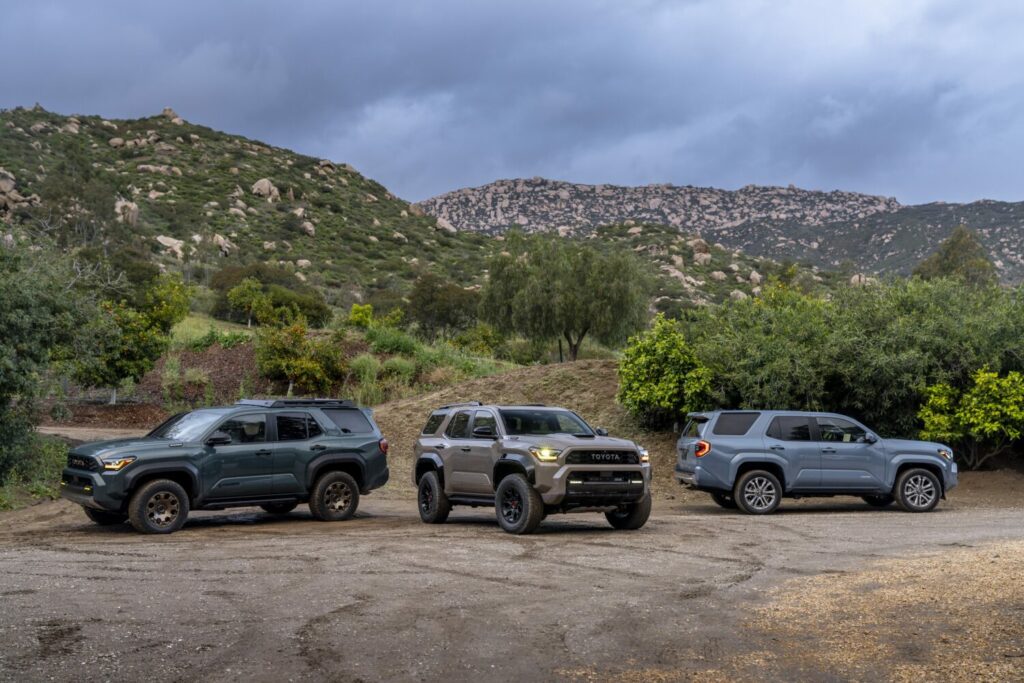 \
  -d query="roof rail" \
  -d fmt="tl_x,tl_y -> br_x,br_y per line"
236,399 -> 357,408
438,401 -> 482,410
